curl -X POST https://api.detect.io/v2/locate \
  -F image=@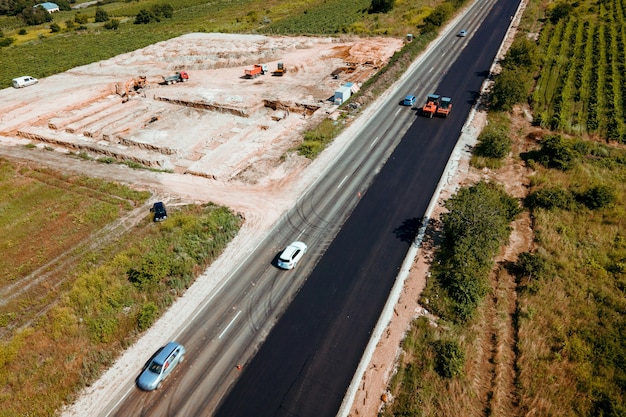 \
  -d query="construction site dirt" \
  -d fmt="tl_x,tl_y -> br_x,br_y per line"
0,33 -> 403,184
